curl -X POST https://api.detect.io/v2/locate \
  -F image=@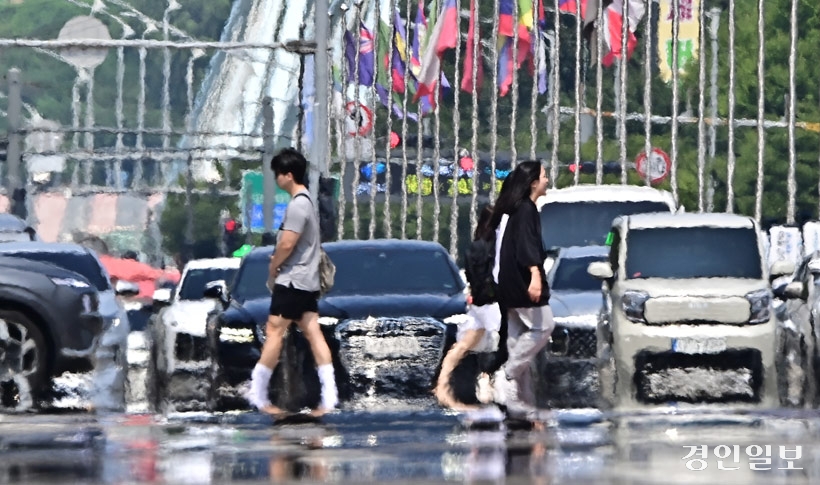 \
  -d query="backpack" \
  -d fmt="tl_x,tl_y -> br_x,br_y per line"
292,193 -> 336,295
464,237 -> 497,306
